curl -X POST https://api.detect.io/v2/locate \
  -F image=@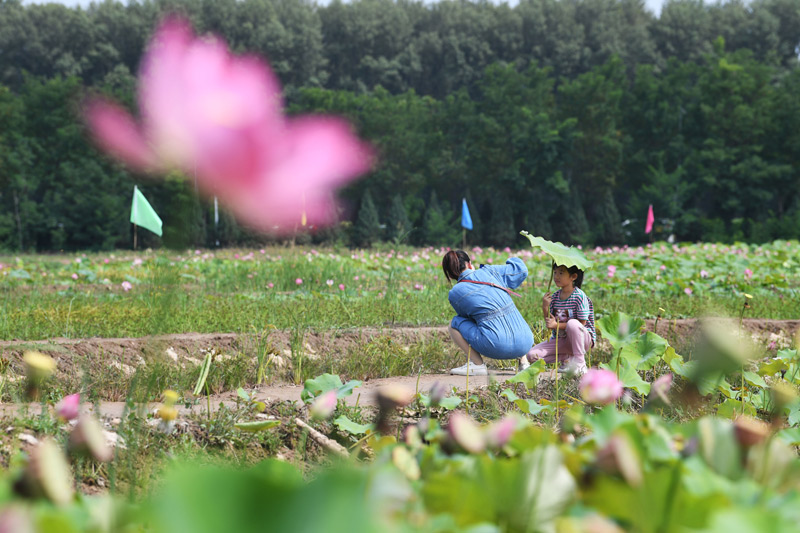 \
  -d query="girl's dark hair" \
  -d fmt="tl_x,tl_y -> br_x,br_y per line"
554,263 -> 584,288
442,250 -> 471,282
